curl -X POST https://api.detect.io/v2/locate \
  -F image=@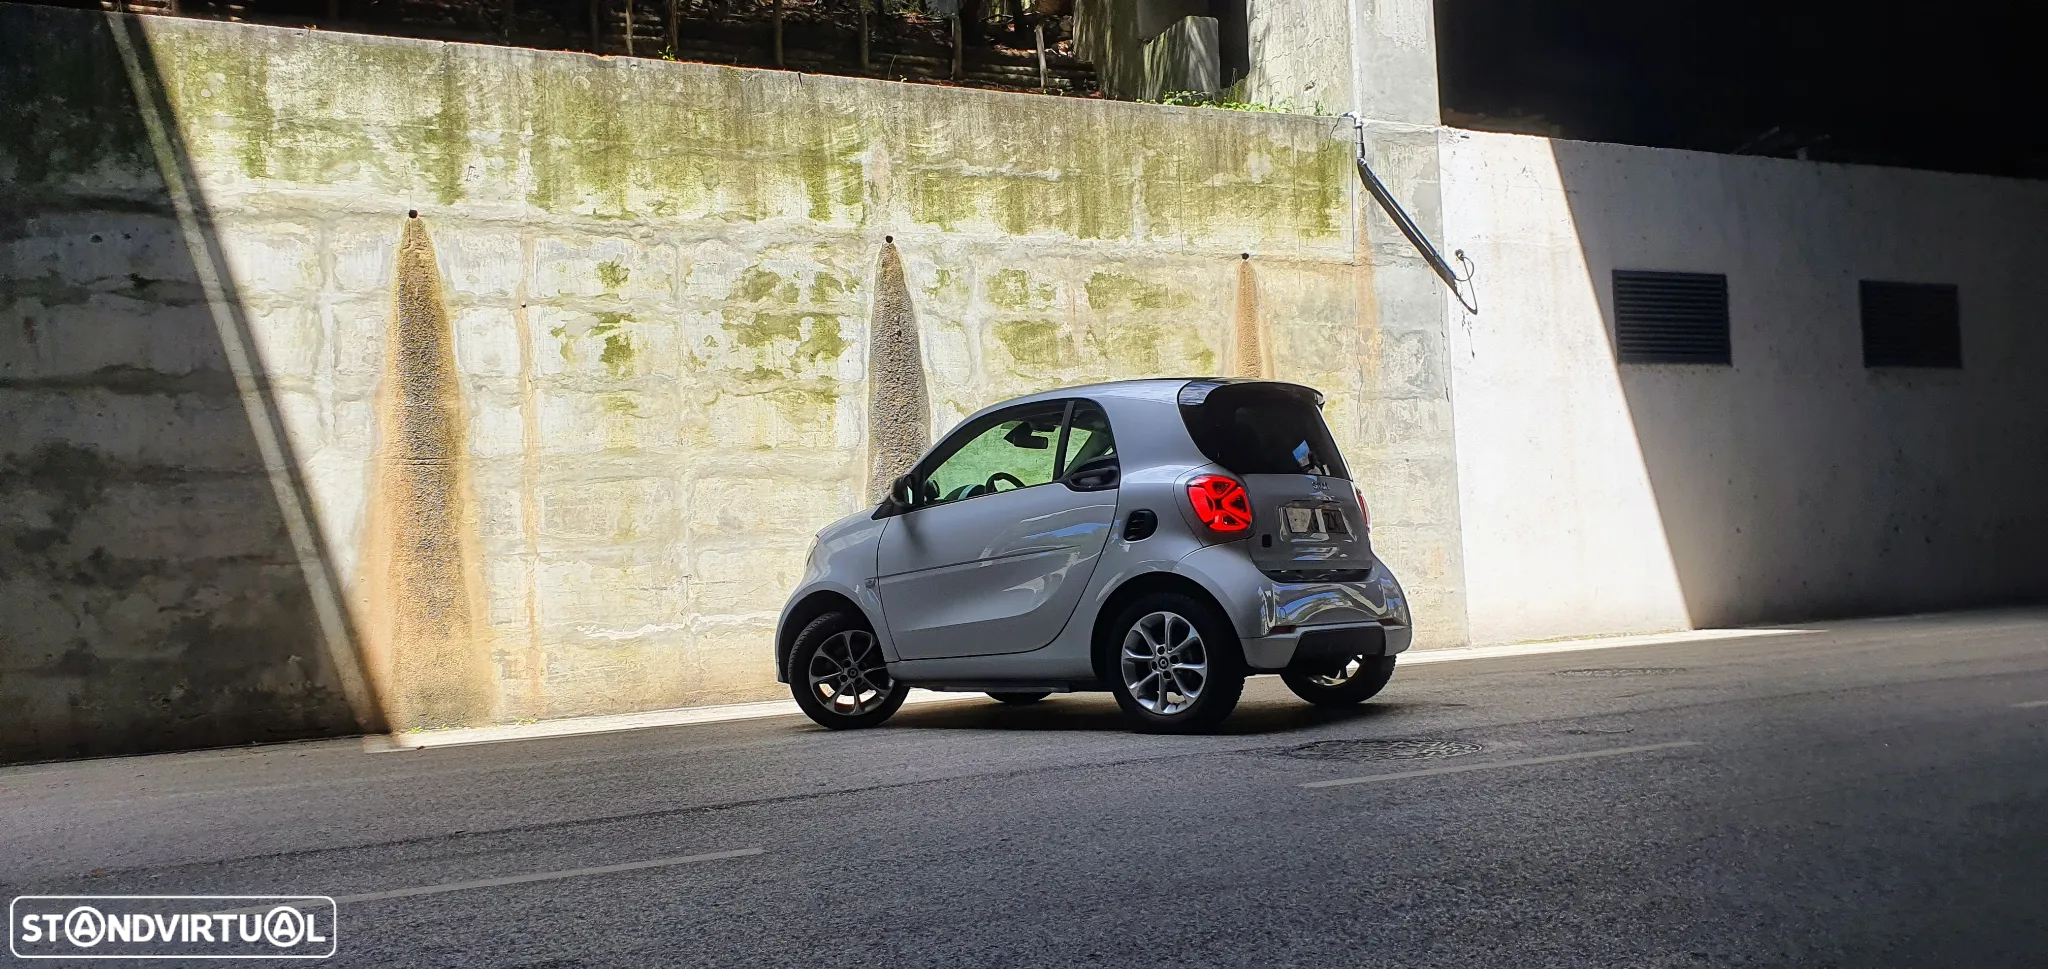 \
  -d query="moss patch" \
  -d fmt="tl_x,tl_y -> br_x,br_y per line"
1085,272 -> 1192,312
987,269 -> 1055,310
993,319 -> 1068,369
726,311 -> 847,368
733,267 -> 798,303
549,312 -> 637,378
808,270 -> 854,303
